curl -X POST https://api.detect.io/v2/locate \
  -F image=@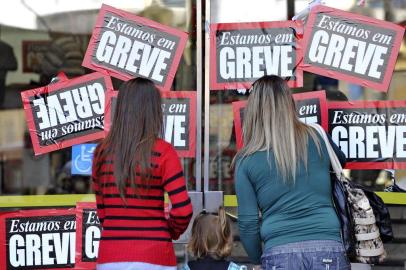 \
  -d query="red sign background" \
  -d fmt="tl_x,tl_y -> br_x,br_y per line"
0,208 -> 76,270
328,100 -> 406,169
75,202 -> 99,270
